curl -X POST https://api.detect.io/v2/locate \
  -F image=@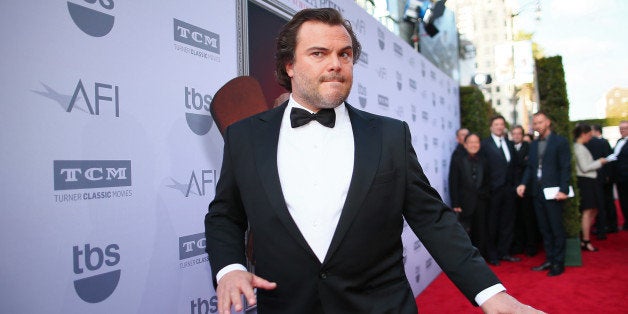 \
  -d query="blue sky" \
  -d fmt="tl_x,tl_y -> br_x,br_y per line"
516,0 -> 628,120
